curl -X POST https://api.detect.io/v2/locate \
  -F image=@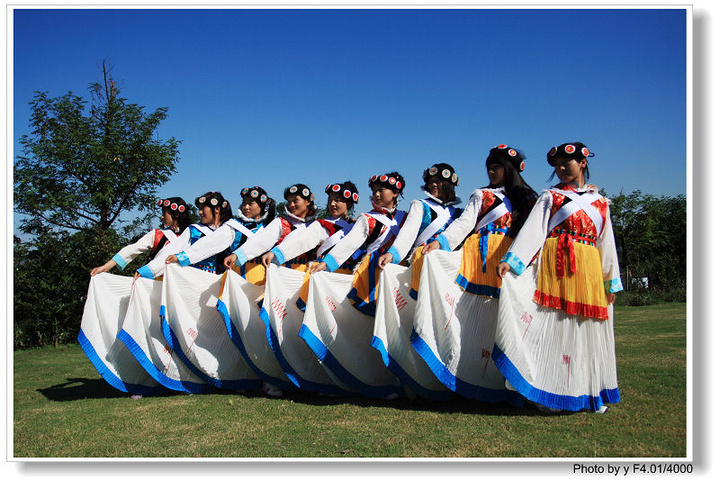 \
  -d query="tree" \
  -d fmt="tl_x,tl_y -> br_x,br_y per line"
609,190 -> 686,299
13,61 -> 181,348
14,60 -> 180,235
